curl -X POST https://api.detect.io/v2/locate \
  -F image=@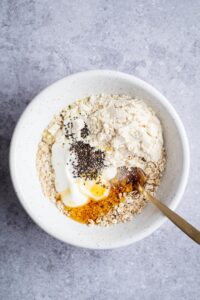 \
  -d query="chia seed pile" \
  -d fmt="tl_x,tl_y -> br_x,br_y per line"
64,115 -> 106,180
69,140 -> 105,180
